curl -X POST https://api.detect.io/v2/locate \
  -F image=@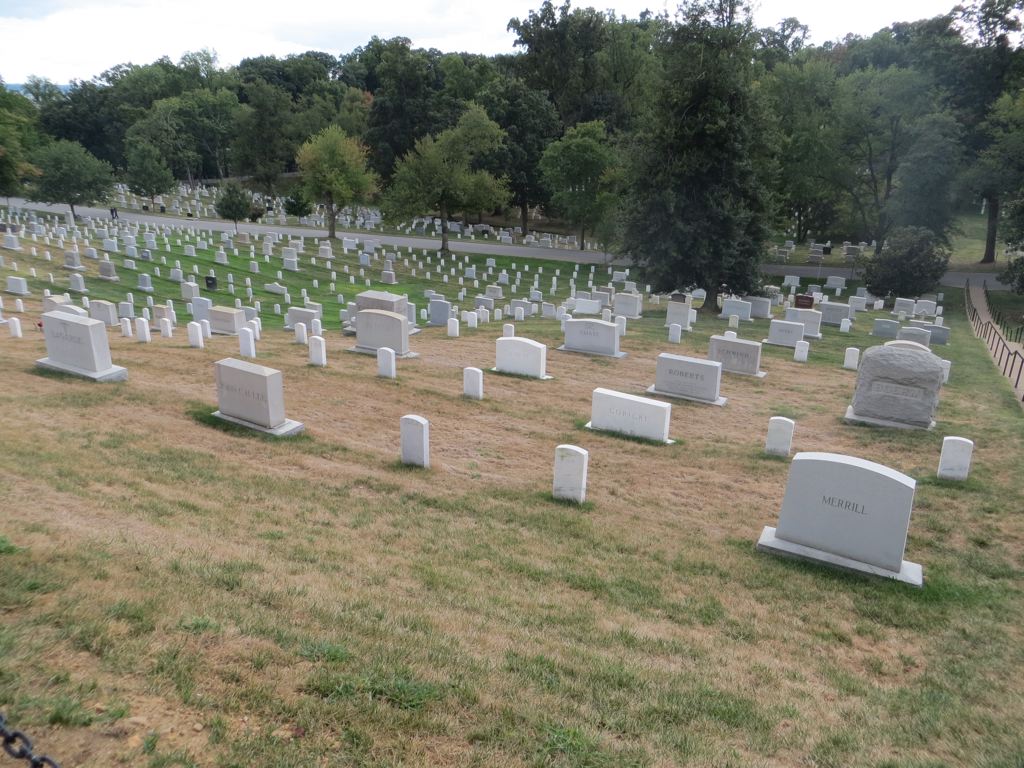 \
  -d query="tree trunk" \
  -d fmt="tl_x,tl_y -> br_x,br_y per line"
328,203 -> 337,239
579,224 -> 585,250
981,195 -> 999,264
69,203 -> 76,219
440,200 -> 450,254
520,201 -> 529,237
